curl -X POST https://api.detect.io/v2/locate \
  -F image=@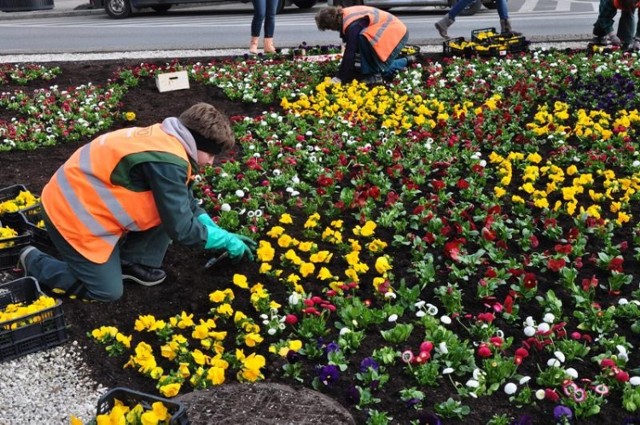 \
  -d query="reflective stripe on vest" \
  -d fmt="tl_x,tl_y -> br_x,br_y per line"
342,6 -> 407,62
42,124 -> 192,263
